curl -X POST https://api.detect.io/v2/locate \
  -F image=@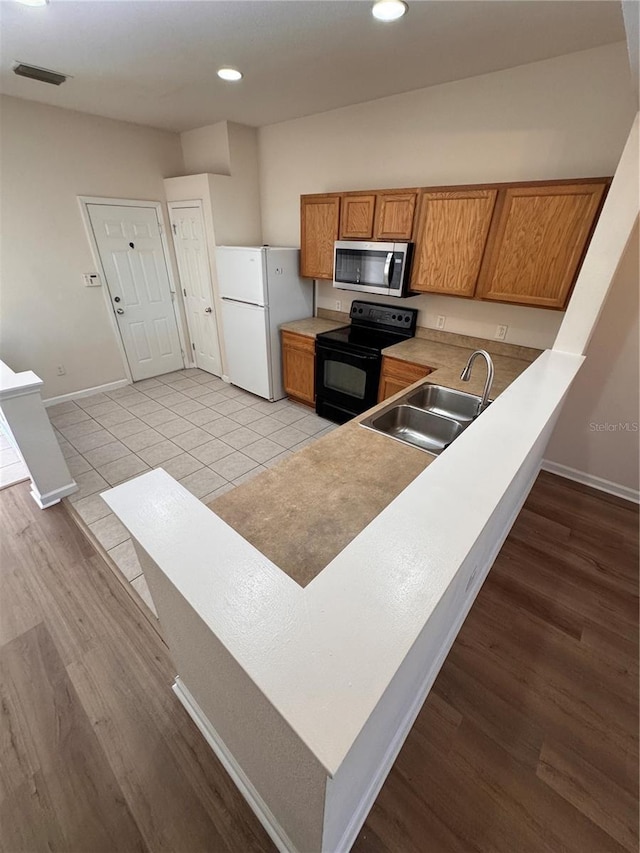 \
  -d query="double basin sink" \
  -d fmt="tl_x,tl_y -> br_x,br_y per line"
360,383 -> 488,456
